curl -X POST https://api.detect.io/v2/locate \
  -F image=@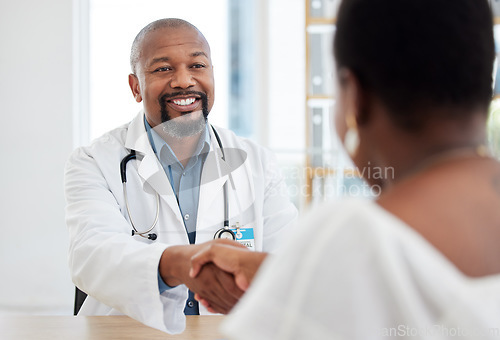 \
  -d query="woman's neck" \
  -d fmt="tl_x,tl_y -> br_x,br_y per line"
362,109 -> 489,189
